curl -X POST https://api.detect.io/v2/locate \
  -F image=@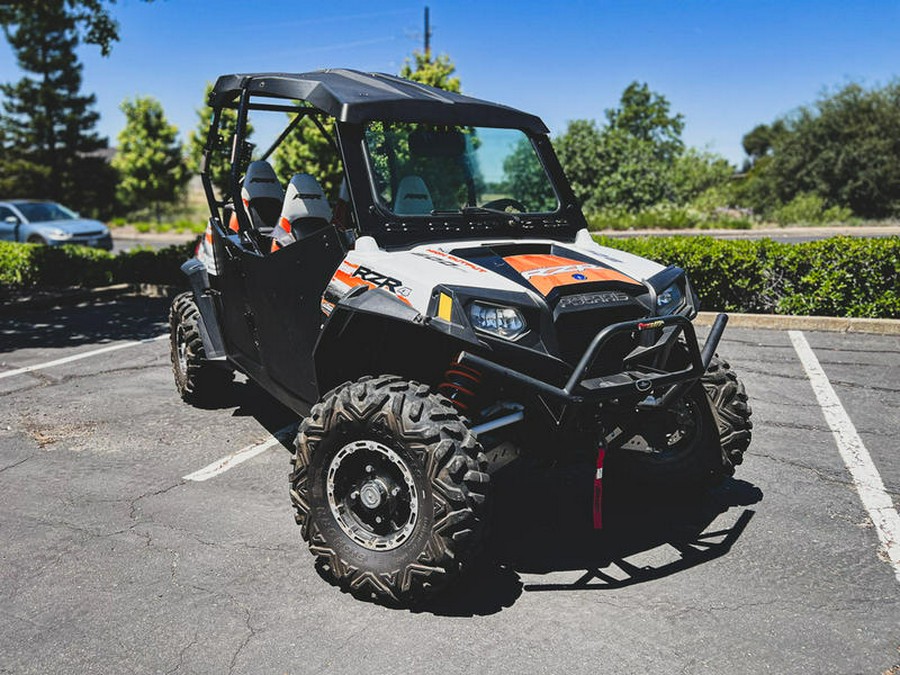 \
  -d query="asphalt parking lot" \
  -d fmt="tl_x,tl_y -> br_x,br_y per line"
1,297 -> 898,674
